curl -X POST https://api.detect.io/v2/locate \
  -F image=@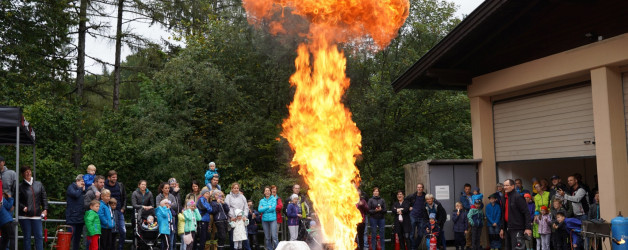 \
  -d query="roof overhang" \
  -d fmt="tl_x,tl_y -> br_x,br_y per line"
392,0 -> 628,92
